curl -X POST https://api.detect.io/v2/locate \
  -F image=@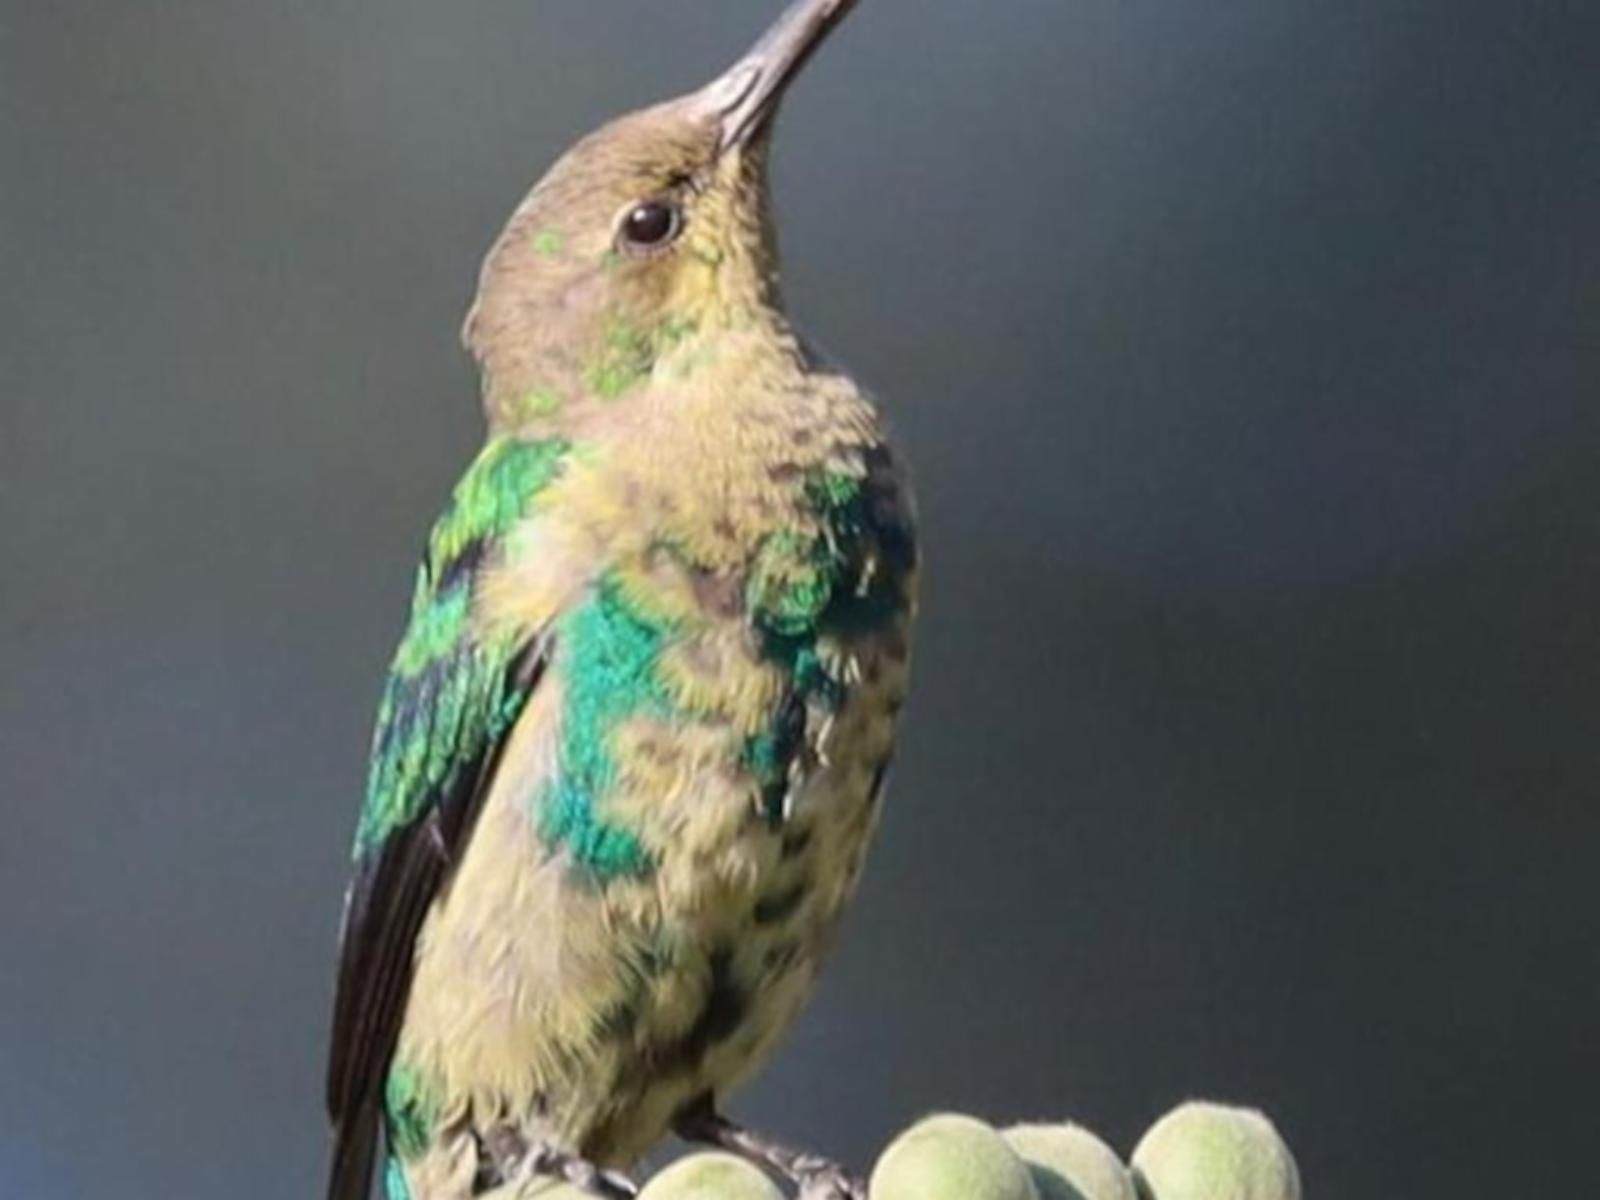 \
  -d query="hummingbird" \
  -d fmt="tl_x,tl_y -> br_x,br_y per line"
324,1 -> 917,1198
